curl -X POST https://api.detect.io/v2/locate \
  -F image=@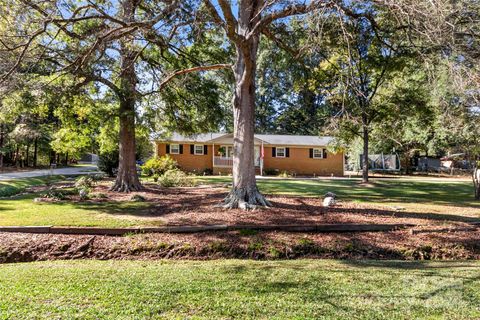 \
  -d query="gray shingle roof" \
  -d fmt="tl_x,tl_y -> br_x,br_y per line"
255,134 -> 334,146
160,132 -> 334,146
162,132 -> 227,143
